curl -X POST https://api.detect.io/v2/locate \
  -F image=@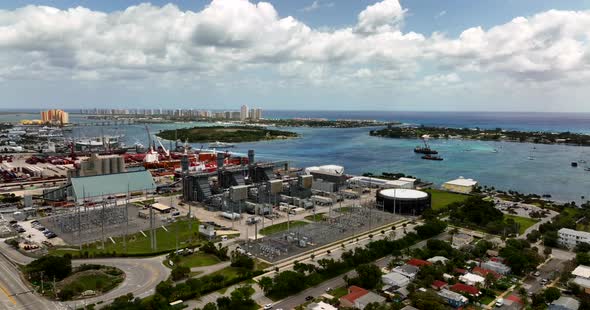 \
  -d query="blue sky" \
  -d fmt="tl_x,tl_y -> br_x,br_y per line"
1,0 -> 590,111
